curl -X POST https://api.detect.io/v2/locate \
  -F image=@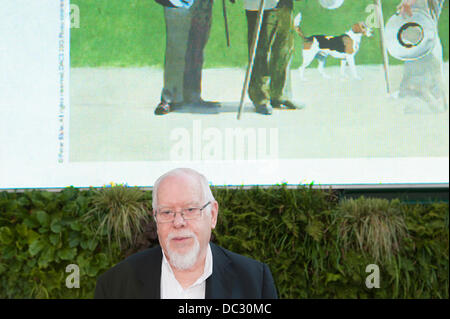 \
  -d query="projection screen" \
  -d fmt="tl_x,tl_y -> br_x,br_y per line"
0,0 -> 448,189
